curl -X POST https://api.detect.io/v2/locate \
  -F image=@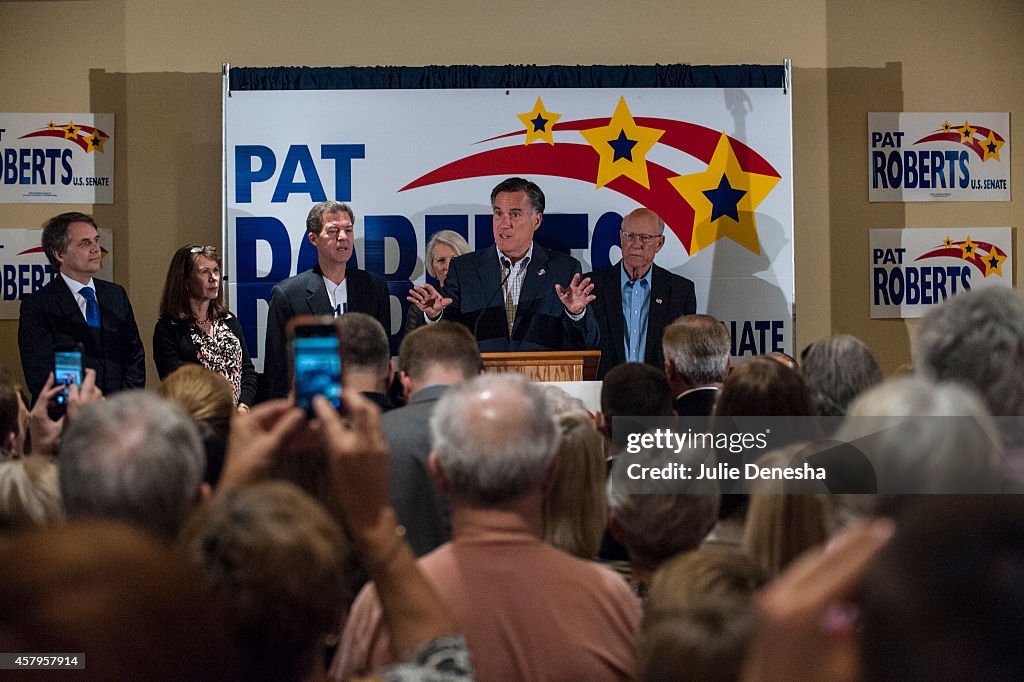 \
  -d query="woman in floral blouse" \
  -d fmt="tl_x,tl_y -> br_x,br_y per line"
154,245 -> 257,412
